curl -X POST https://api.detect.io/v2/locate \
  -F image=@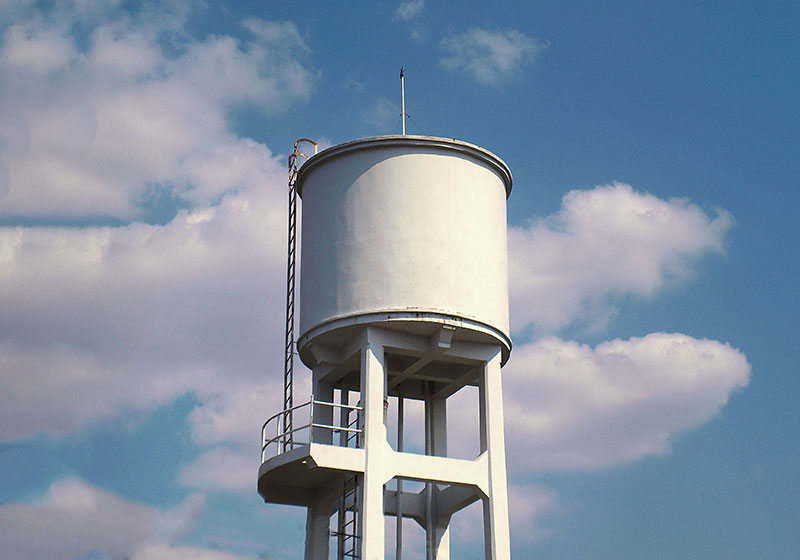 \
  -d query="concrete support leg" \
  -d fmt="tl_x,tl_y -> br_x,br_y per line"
431,511 -> 452,560
426,392 -> 450,560
304,493 -> 334,560
313,375 -> 334,445
479,350 -> 511,560
396,395 -> 404,560
359,330 -> 387,560
339,384 -> 350,447
426,393 -> 448,458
